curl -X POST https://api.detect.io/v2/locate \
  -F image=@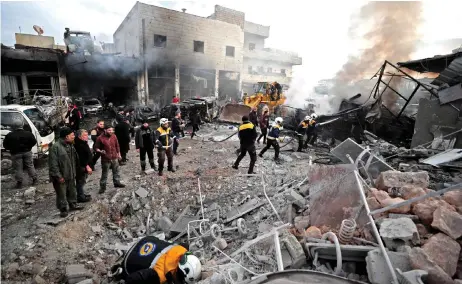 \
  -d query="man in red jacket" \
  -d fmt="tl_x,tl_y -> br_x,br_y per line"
94,126 -> 126,193
172,95 -> 180,104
